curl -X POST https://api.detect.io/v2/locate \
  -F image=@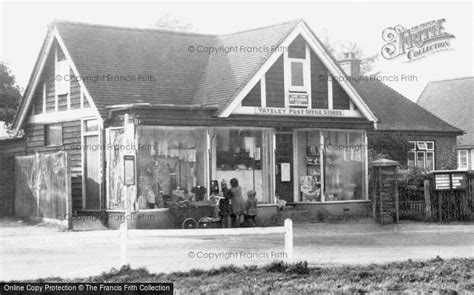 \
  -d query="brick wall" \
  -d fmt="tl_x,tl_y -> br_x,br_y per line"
369,131 -> 458,170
